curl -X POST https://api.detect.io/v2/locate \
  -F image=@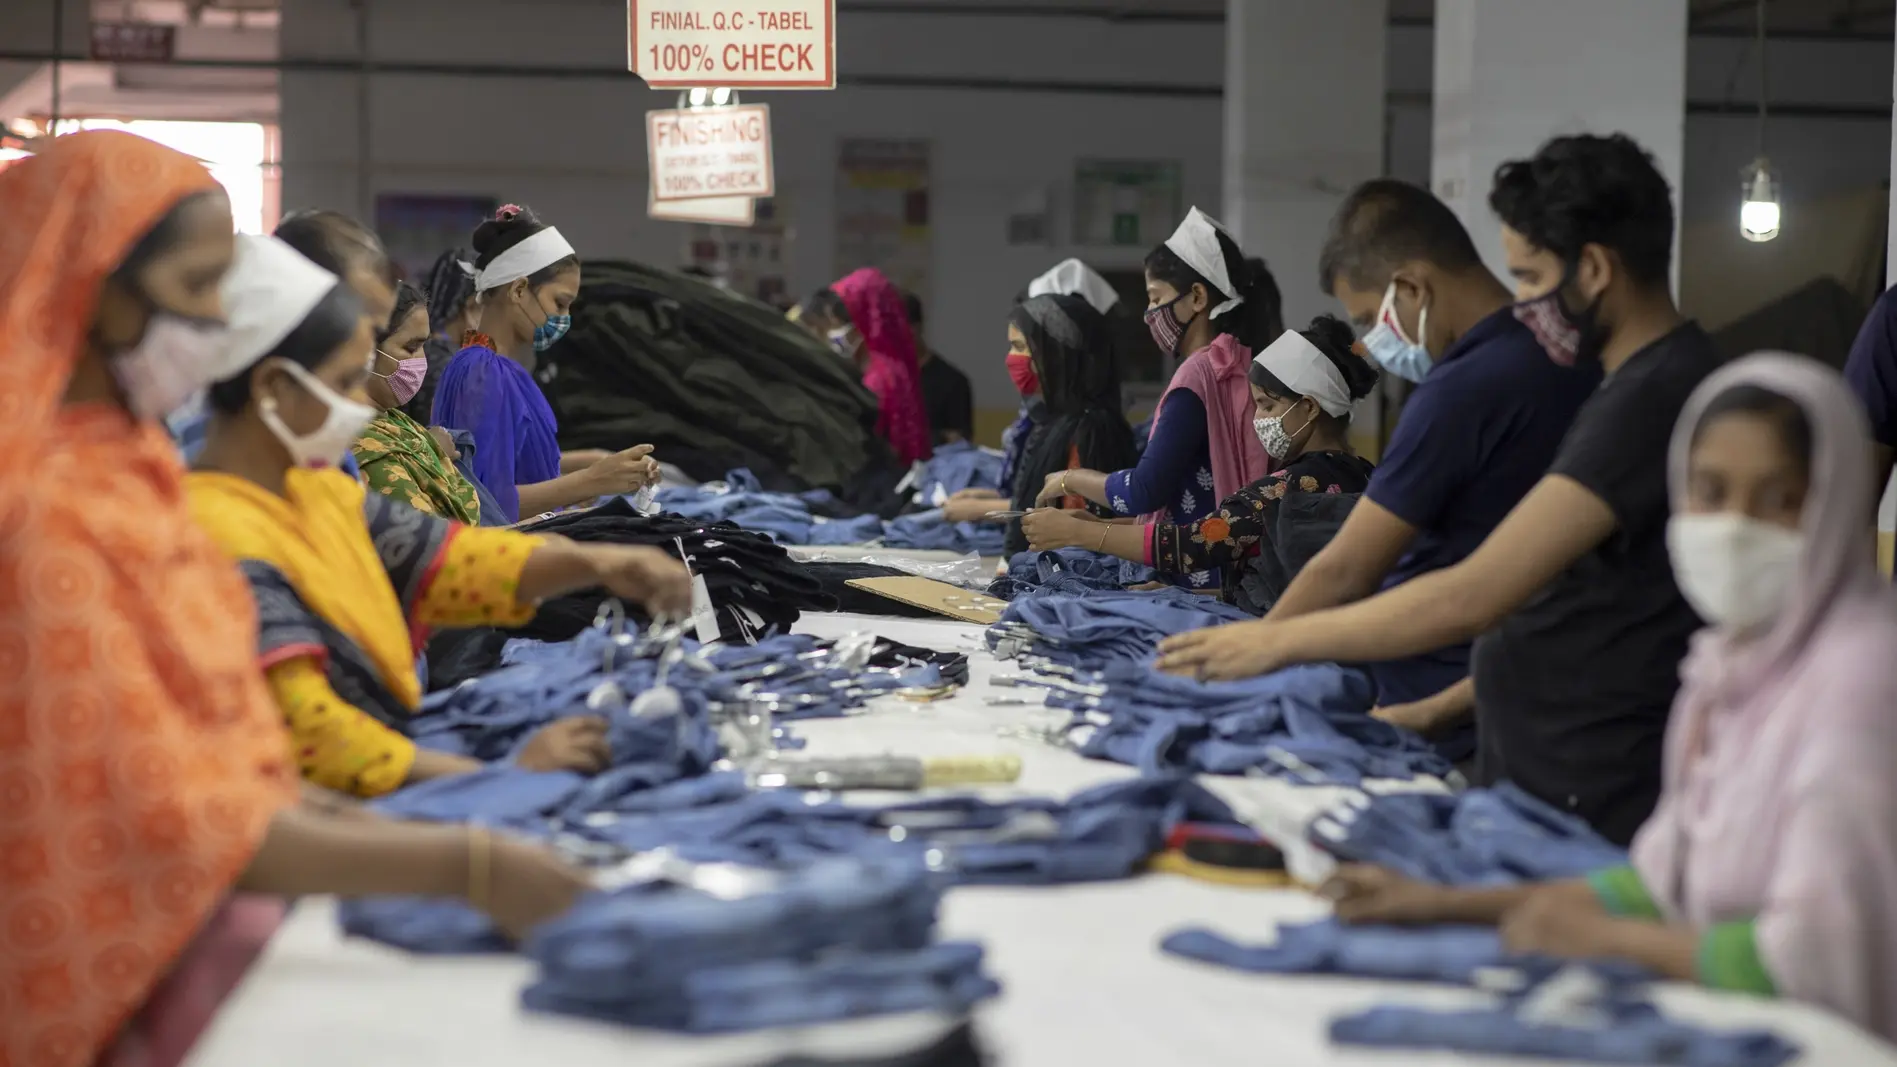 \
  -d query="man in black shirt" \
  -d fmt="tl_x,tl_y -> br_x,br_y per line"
904,292 -> 974,445
1157,133 -> 1717,845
